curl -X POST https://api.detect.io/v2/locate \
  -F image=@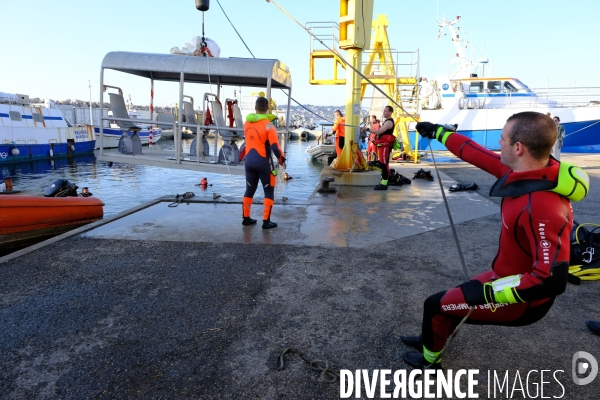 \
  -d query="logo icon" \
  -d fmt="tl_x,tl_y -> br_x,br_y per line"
442,83 -> 450,90
572,351 -> 598,385
540,240 -> 551,248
